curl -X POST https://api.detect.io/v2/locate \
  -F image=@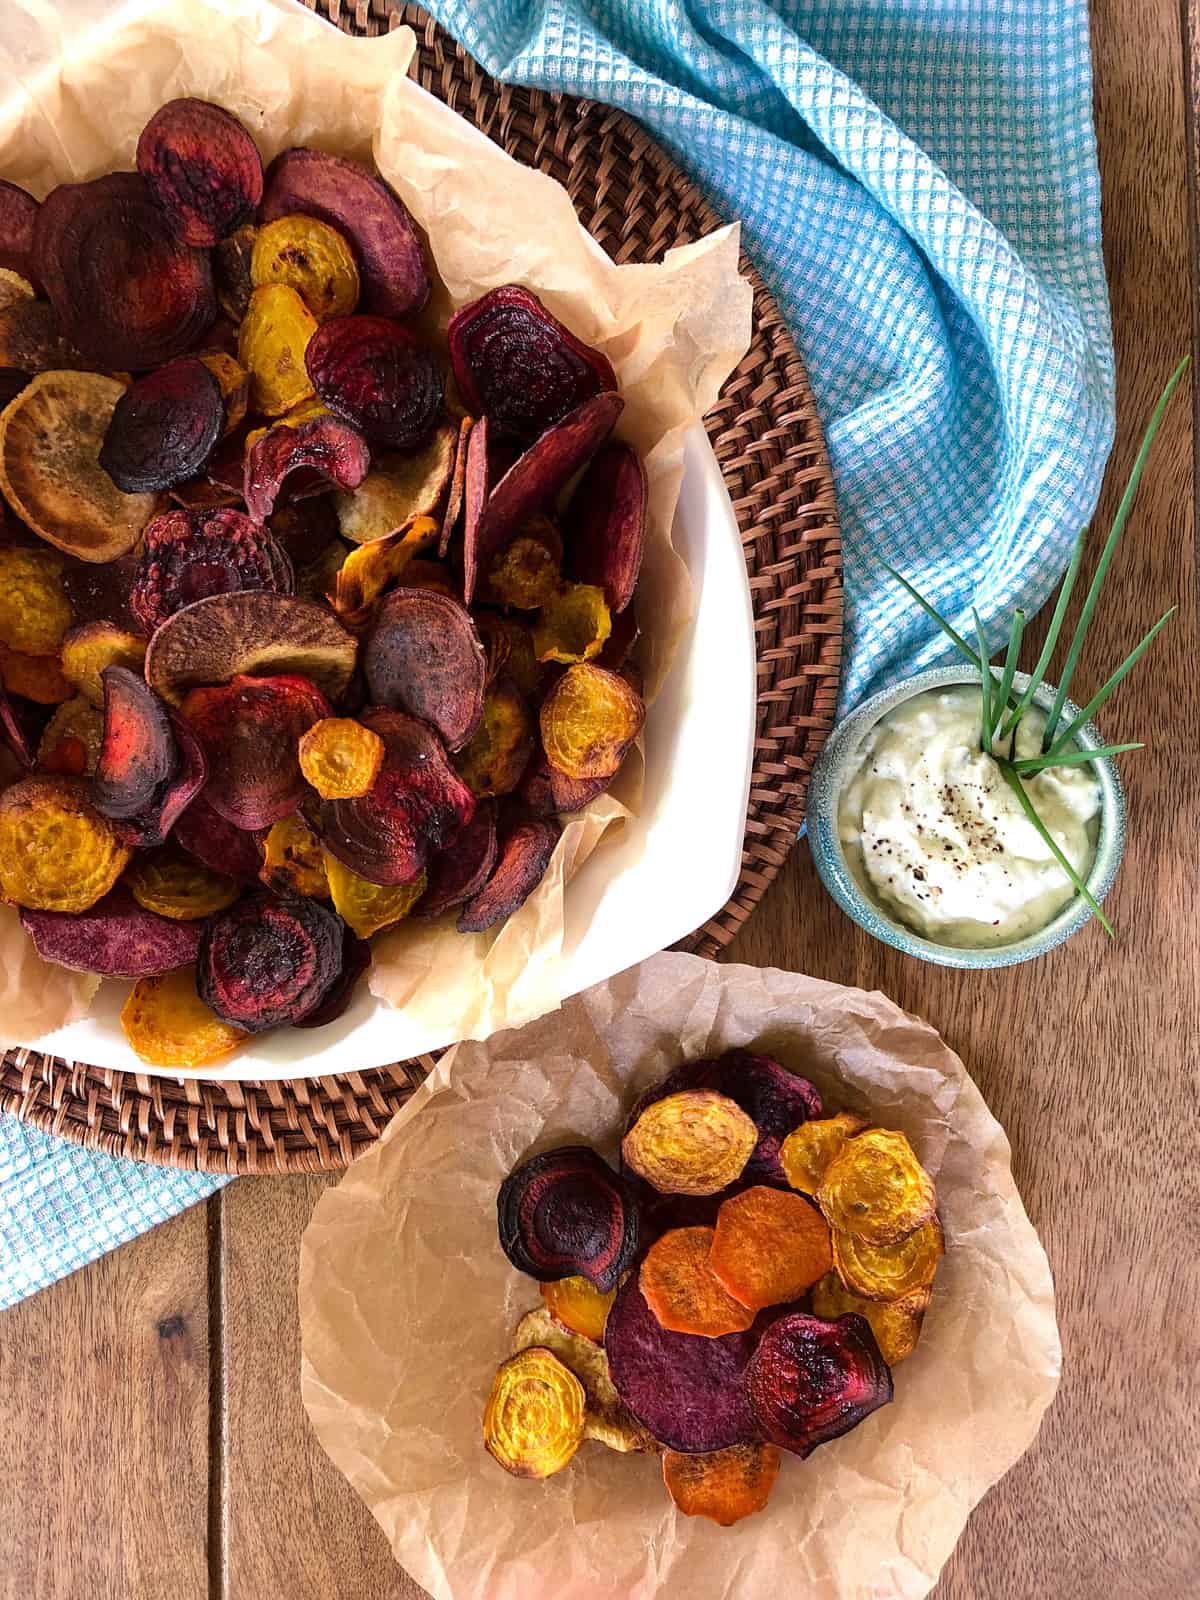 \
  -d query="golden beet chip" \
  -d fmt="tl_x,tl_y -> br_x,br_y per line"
454,679 -> 535,798
540,662 -> 644,782
238,284 -> 318,417
483,1346 -> 586,1479
121,965 -> 247,1069
709,1186 -> 833,1310
817,1127 -> 937,1246
0,546 -> 71,657
533,583 -> 612,665
622,1089 -> 758,1197
0,372 -> 162,563
0,267 -> 34,312
511,1307 -> 657,1455
479,517 -> 563,609
662,1442 -> 781,1527
197,351 -> 249,435
324,850 -> 426,939
251,215 -> 360,322
832,1215 -> 944,1303
639,1227 -> 756,1338
333,515 -> 440,625
60,622 -> 147,708
260,813 -> 329,898
811,1271 -> 930,1366
540,1275 -> 616,1344
333,424 -> 457,546
780,1110 -> 870,1196
297,716 -> 384,800
127,846 -> 241,922
0,775 -> 130,911
37,697 -> 103,776
0,645 -> 71,705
